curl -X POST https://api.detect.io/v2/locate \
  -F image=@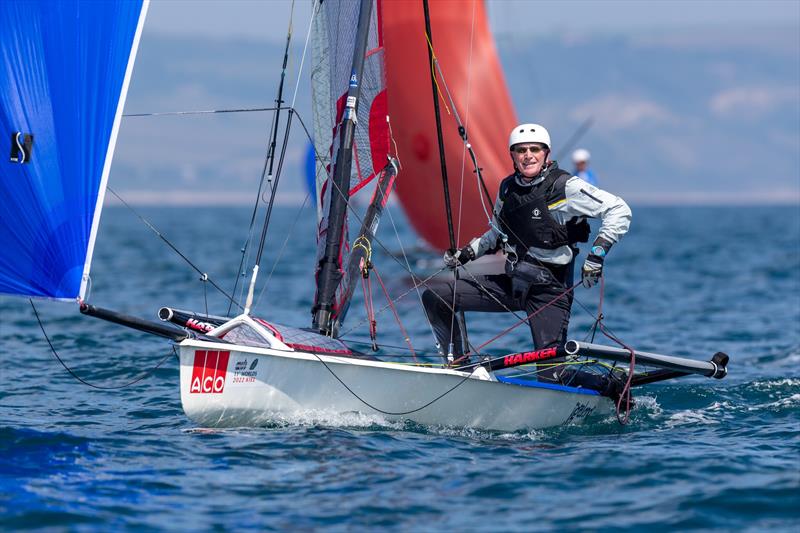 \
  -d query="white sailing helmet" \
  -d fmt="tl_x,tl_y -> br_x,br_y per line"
508,123 -> 551,150
572,148 -> 591,163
